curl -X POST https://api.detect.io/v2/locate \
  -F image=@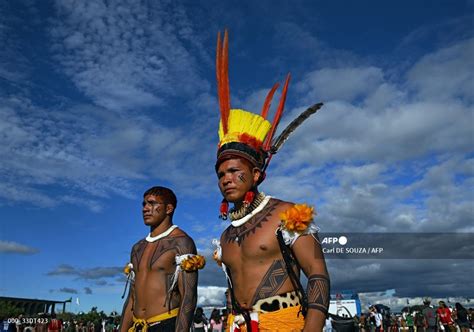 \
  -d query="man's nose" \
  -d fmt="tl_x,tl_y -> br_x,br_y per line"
222,173 -> 232,184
